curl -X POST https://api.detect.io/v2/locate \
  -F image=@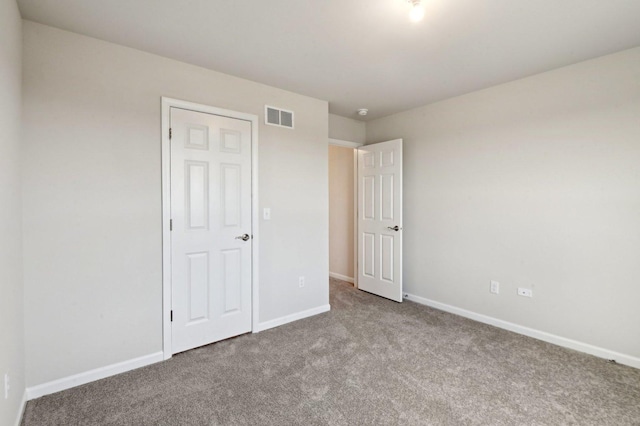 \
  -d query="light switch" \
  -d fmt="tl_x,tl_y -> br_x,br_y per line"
263,208 -> 271,220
